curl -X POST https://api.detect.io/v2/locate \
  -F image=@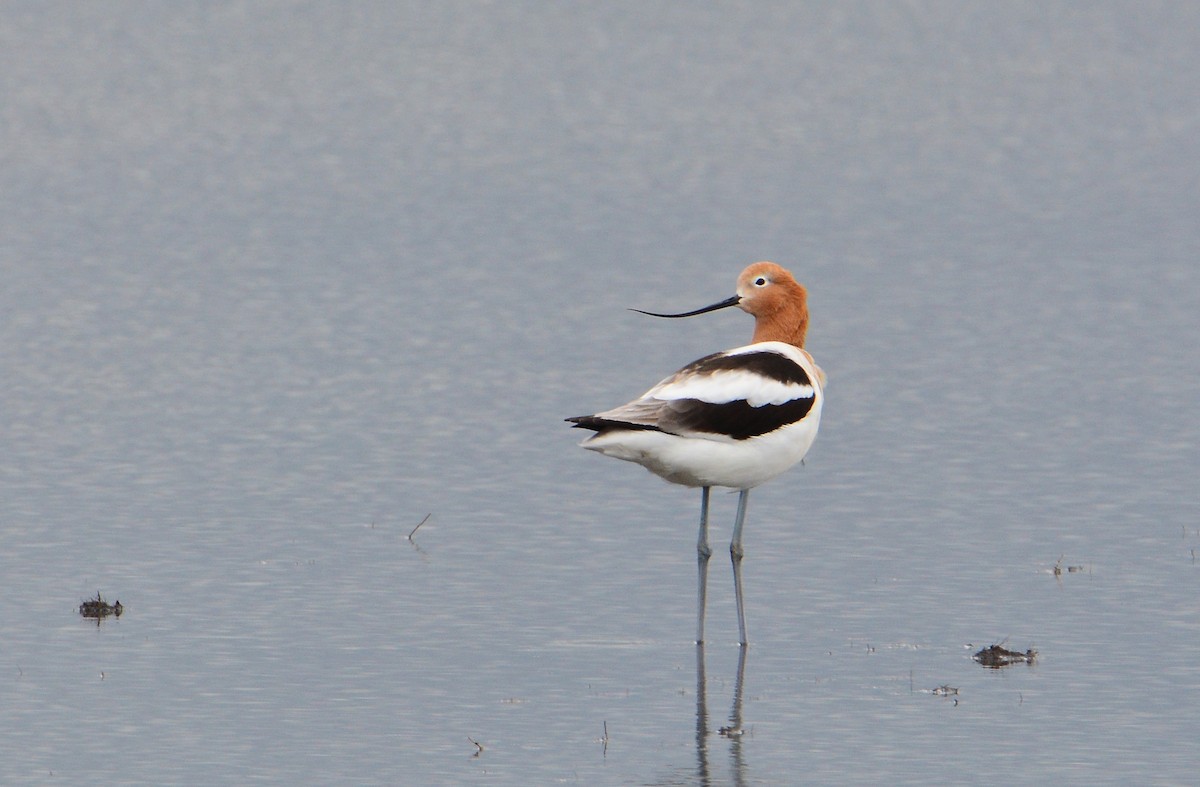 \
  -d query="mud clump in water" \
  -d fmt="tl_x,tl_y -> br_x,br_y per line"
79,592 -> 123,623
974,643 -> 1036,668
